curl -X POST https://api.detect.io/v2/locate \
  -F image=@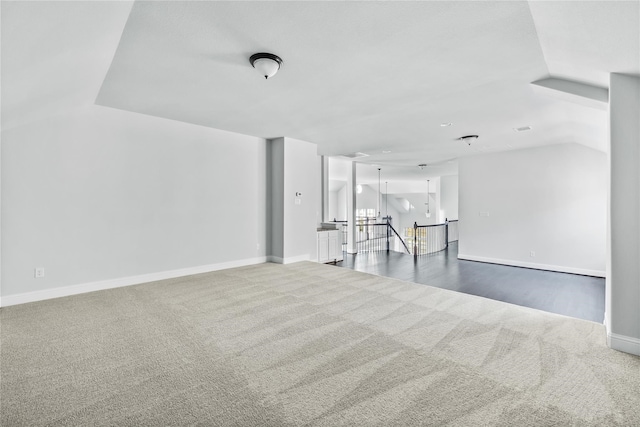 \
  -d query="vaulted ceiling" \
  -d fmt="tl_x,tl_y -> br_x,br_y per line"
2,1 -> 639,185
